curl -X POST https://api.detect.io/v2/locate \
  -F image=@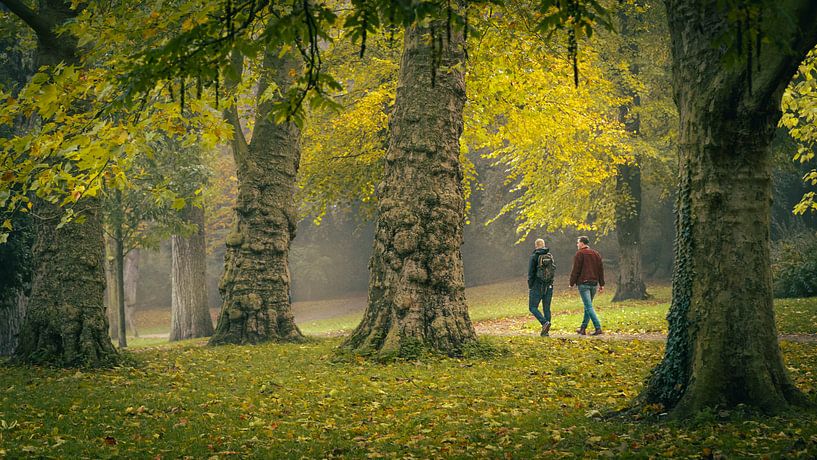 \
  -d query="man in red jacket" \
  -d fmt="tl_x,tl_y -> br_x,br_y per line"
569,236 -> 604,336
